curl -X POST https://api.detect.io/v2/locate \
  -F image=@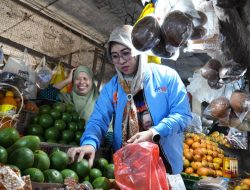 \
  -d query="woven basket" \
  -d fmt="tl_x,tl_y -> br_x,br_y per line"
0,82 -> 24,130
